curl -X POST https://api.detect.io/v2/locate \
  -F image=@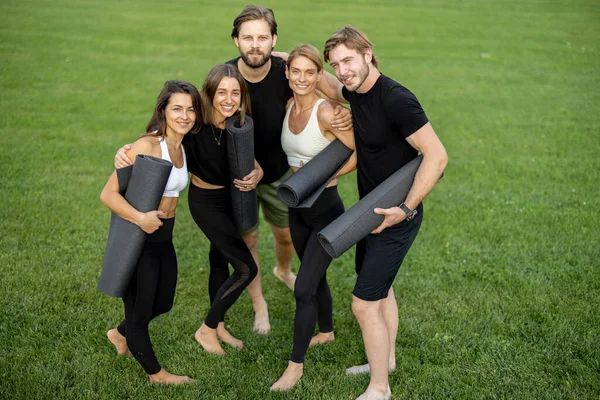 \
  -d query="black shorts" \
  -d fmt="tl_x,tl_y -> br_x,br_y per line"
353,203 -> 423,301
